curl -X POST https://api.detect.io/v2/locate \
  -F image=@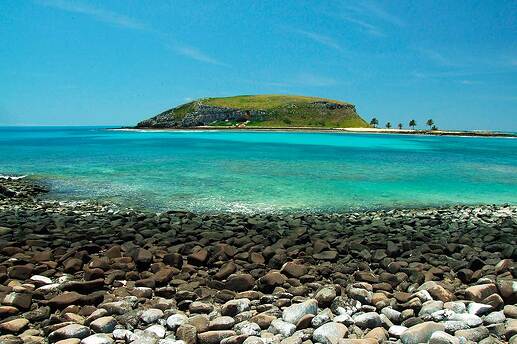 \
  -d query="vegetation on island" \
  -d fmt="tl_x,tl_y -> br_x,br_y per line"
137,94 -> 369,129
